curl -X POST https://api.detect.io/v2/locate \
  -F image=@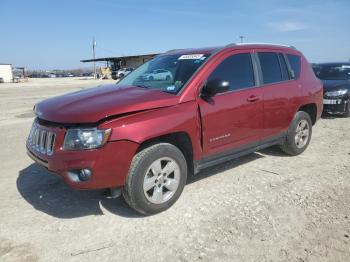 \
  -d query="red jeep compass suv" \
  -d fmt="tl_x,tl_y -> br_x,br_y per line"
26,43 -> 323,215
